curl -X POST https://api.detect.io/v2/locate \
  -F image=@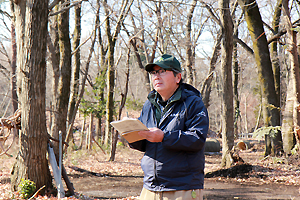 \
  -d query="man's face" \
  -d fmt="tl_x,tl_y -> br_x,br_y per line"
151,65 -> 181,98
